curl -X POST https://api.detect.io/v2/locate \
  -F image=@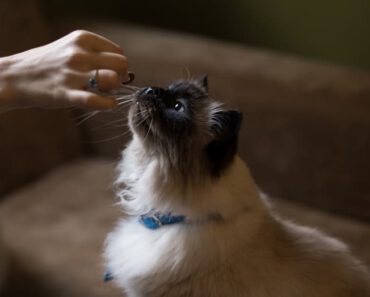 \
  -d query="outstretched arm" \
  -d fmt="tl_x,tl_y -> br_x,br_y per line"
0,30 -> 129,112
